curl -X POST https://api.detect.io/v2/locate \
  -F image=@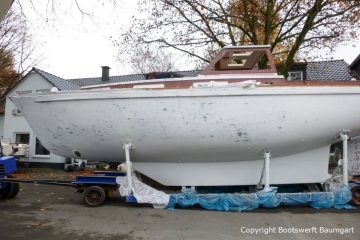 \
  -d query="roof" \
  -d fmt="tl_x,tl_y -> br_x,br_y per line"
68,74 -> 146,87
174,70 -> 201,78
33,68 -> 80,91
306,60 -> 354,81
350,54 -> 360,69
69,70 -> 200,87
69,61 -> 356,86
